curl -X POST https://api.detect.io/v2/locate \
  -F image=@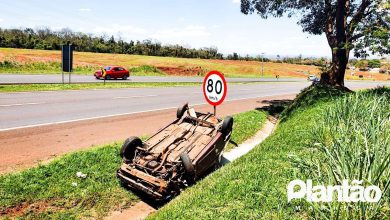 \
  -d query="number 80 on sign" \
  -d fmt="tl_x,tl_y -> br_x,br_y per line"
202,70 -> 227,106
